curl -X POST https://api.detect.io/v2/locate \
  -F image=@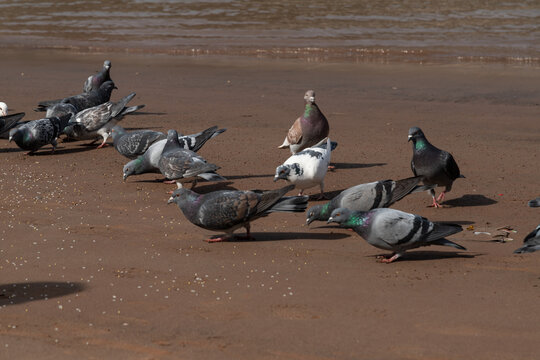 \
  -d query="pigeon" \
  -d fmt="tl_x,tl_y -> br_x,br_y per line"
514,225 -> 540,254
278,90 -> 329,154
63,92 -> 144,148
83,60 -> 112,93
528,197 -> 540,207
328,207 -> 466,263
306,176 -> 435,225
0,112 -> 26,139
111,125 -> 166,159
158,129 -> 225,188
0,102 -> 7,116
408,126 -> 464,208
122,126 -> 227,181
274,137 -> 332,199
167,184 -> 308,242
8,114 -> 72,154
45,103 -> 77,120
35,80 -> 116,112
